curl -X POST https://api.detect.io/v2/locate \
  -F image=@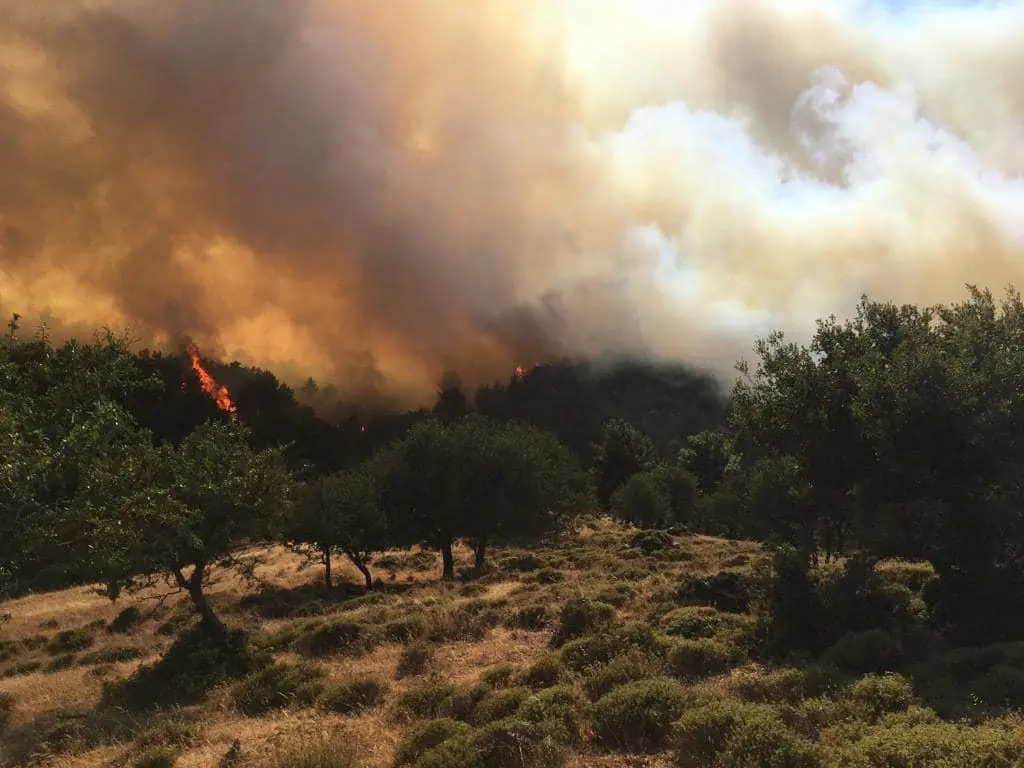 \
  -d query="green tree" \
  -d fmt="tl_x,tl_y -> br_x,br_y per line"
678,431 -> 737,495
454,415 -> 591,569
88,420 -> 293,641
287,465 -> 388,588
591,418 -> 657,508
